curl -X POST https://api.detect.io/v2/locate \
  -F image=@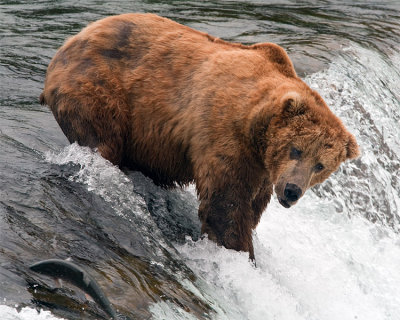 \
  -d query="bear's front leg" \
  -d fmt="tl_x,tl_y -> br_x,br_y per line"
198,190 -> 255,261
251,178 -> 272,228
